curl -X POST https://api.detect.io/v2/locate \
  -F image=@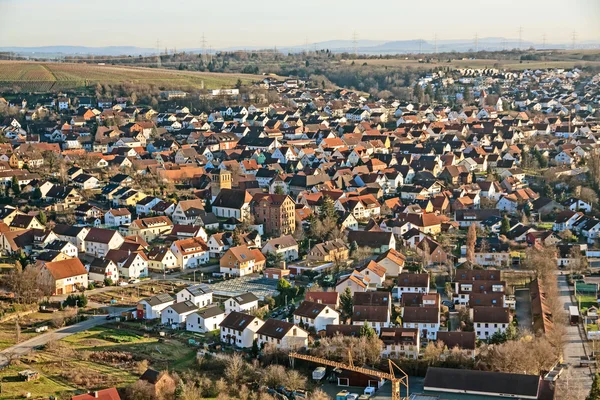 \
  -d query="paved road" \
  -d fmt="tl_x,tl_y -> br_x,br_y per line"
556,275 -> 593,393
514,288 -> 532,331
0,315 -> 110,367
